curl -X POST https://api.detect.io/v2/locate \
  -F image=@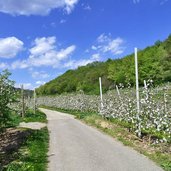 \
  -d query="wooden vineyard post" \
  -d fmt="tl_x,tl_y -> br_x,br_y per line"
34,89 -> 36,114
21,84 -> 25,118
